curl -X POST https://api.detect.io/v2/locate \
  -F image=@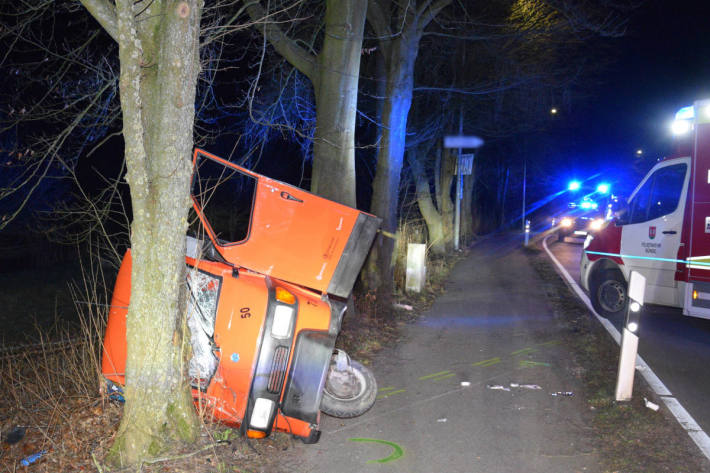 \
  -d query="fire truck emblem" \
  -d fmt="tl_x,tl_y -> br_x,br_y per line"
649,226 -> 656,239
